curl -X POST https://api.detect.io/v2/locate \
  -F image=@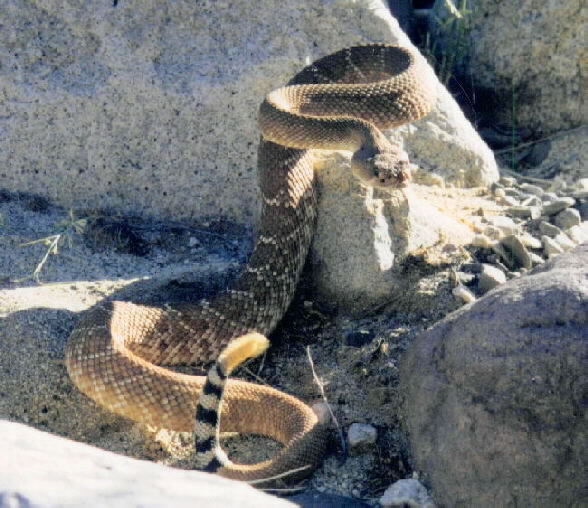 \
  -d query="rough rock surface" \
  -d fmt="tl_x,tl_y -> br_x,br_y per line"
0,420 -> 293,508
1,0 -> 497,225
519,126 -> 588,185
400,245 -> 588,507
433,0 -> 586,136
